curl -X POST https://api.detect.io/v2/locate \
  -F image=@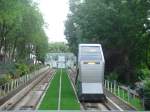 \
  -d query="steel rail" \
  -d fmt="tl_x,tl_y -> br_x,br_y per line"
5,69 -> 54,110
